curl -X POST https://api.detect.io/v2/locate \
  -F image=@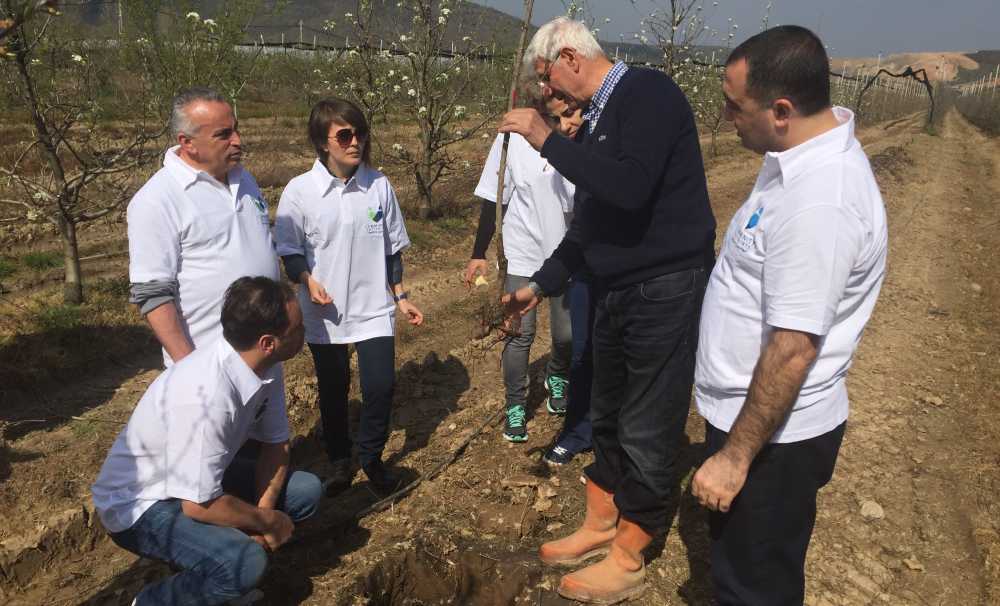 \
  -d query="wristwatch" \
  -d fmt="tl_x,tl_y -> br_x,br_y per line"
527,281 -> 545,298
393,291 -> 409,302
